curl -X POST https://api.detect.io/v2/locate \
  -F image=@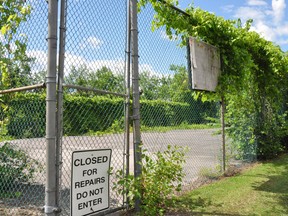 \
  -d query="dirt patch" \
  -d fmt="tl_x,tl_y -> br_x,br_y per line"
178,162 -> 258,194
224,162 -> 258,177
0,205 -> 42,216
